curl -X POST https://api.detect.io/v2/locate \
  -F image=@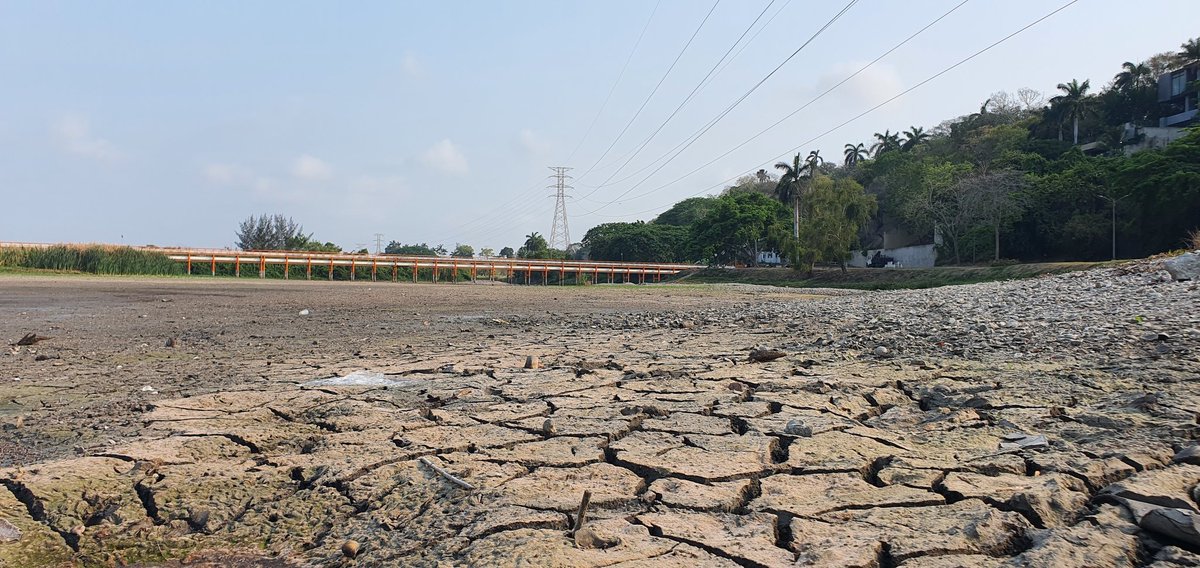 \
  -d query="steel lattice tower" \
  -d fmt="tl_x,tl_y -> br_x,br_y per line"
548,166 -> 573,250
